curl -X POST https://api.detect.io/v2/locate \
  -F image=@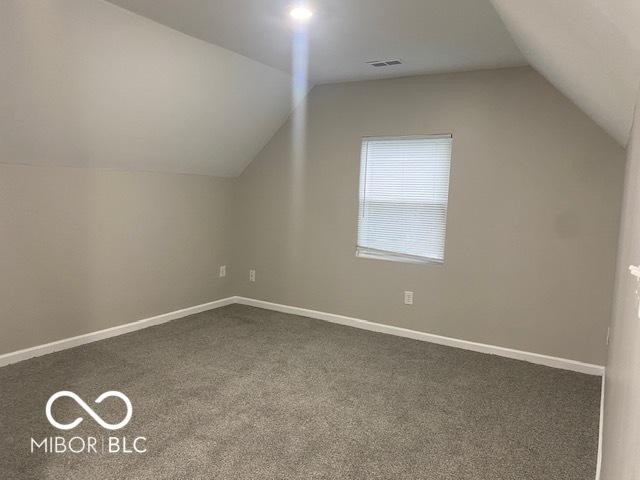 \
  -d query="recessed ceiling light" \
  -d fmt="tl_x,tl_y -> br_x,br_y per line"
290,6 -> 313,22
